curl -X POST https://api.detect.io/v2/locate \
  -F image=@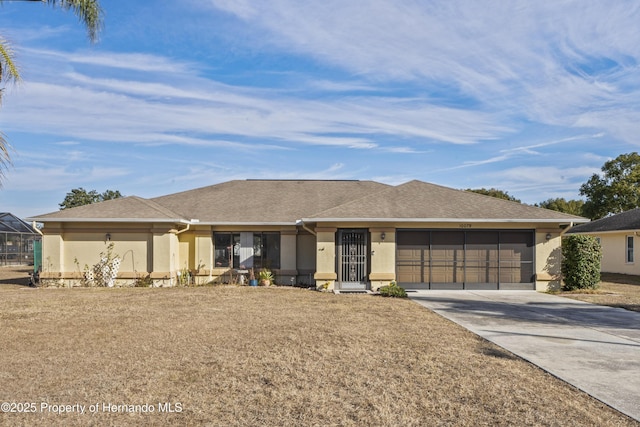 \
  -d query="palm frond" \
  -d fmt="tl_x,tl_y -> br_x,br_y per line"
0,132 -> 14,187
52,0 -> 104,42
0,39 -> 21,85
